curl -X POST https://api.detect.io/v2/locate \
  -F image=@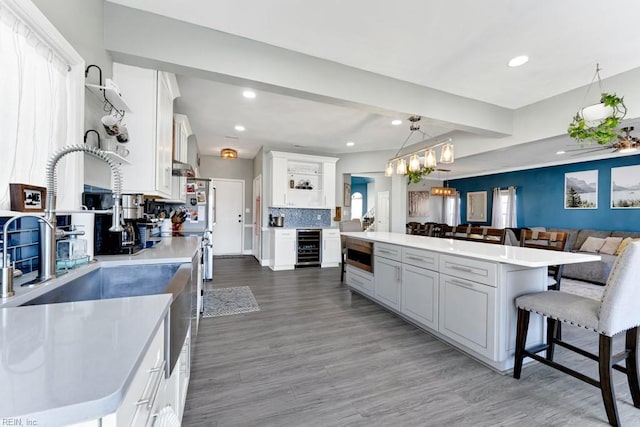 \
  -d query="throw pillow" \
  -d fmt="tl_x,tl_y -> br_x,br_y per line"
599,237 -> 623,255
615,237 -> 640,255
579,236 -> 606,253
